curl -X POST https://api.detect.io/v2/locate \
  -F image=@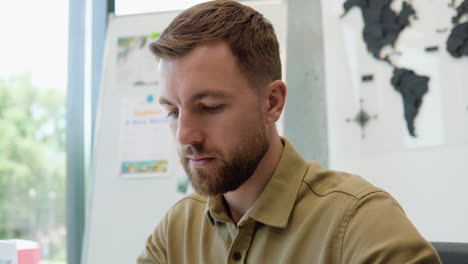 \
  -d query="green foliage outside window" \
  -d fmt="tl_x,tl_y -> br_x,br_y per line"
0,73 -> 66,262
